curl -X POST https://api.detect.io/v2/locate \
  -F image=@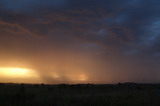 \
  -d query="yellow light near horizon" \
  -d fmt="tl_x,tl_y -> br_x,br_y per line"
79,74 -> 87,81
0,67 -> 37,78
52,73 -> 60,79
66,73 -> 88,82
